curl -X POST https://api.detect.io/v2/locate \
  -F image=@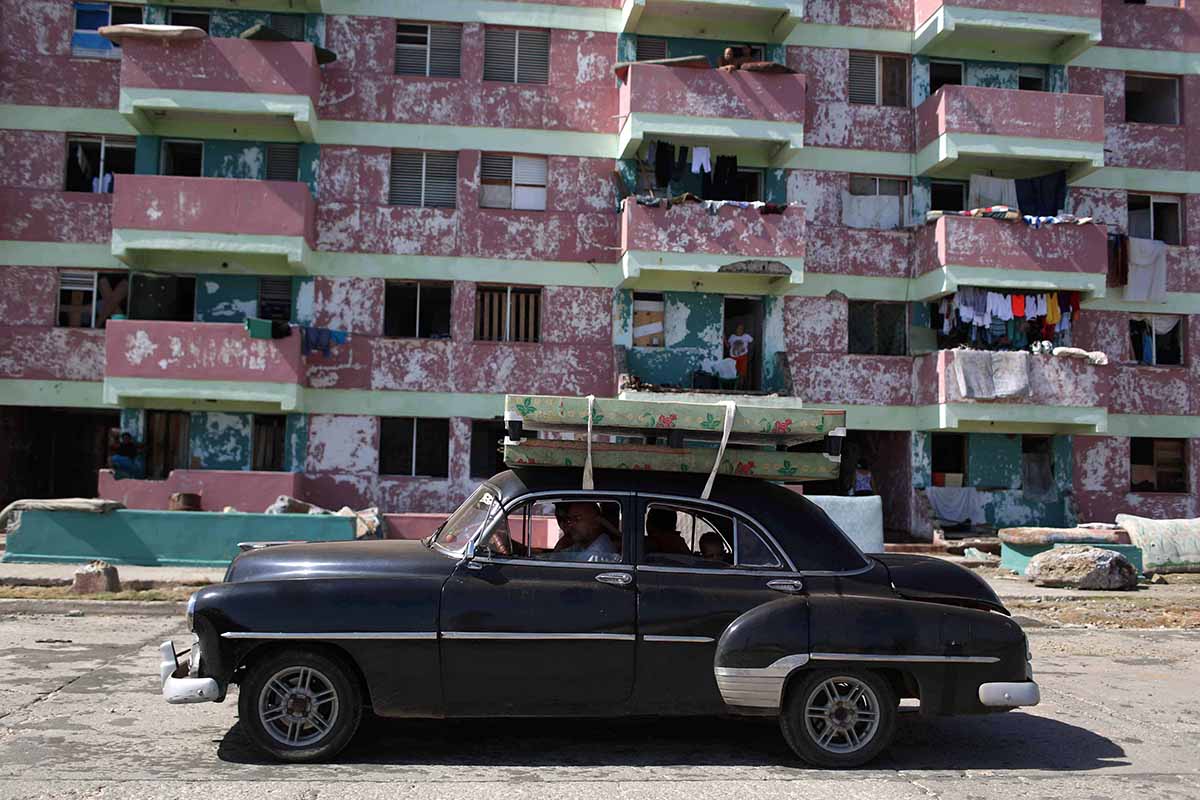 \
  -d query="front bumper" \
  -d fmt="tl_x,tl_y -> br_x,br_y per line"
978,680 -> 1040,707
159,640 -> 221,704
